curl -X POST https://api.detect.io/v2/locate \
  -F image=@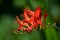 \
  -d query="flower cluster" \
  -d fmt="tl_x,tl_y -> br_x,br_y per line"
14,7 -> 48,33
